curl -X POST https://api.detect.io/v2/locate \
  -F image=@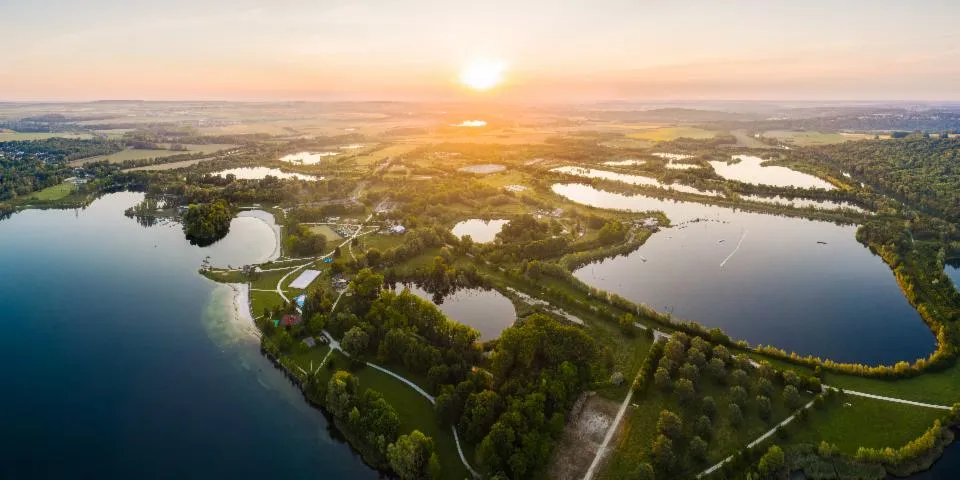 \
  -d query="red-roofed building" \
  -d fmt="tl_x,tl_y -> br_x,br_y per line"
281,314 -> 302,327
